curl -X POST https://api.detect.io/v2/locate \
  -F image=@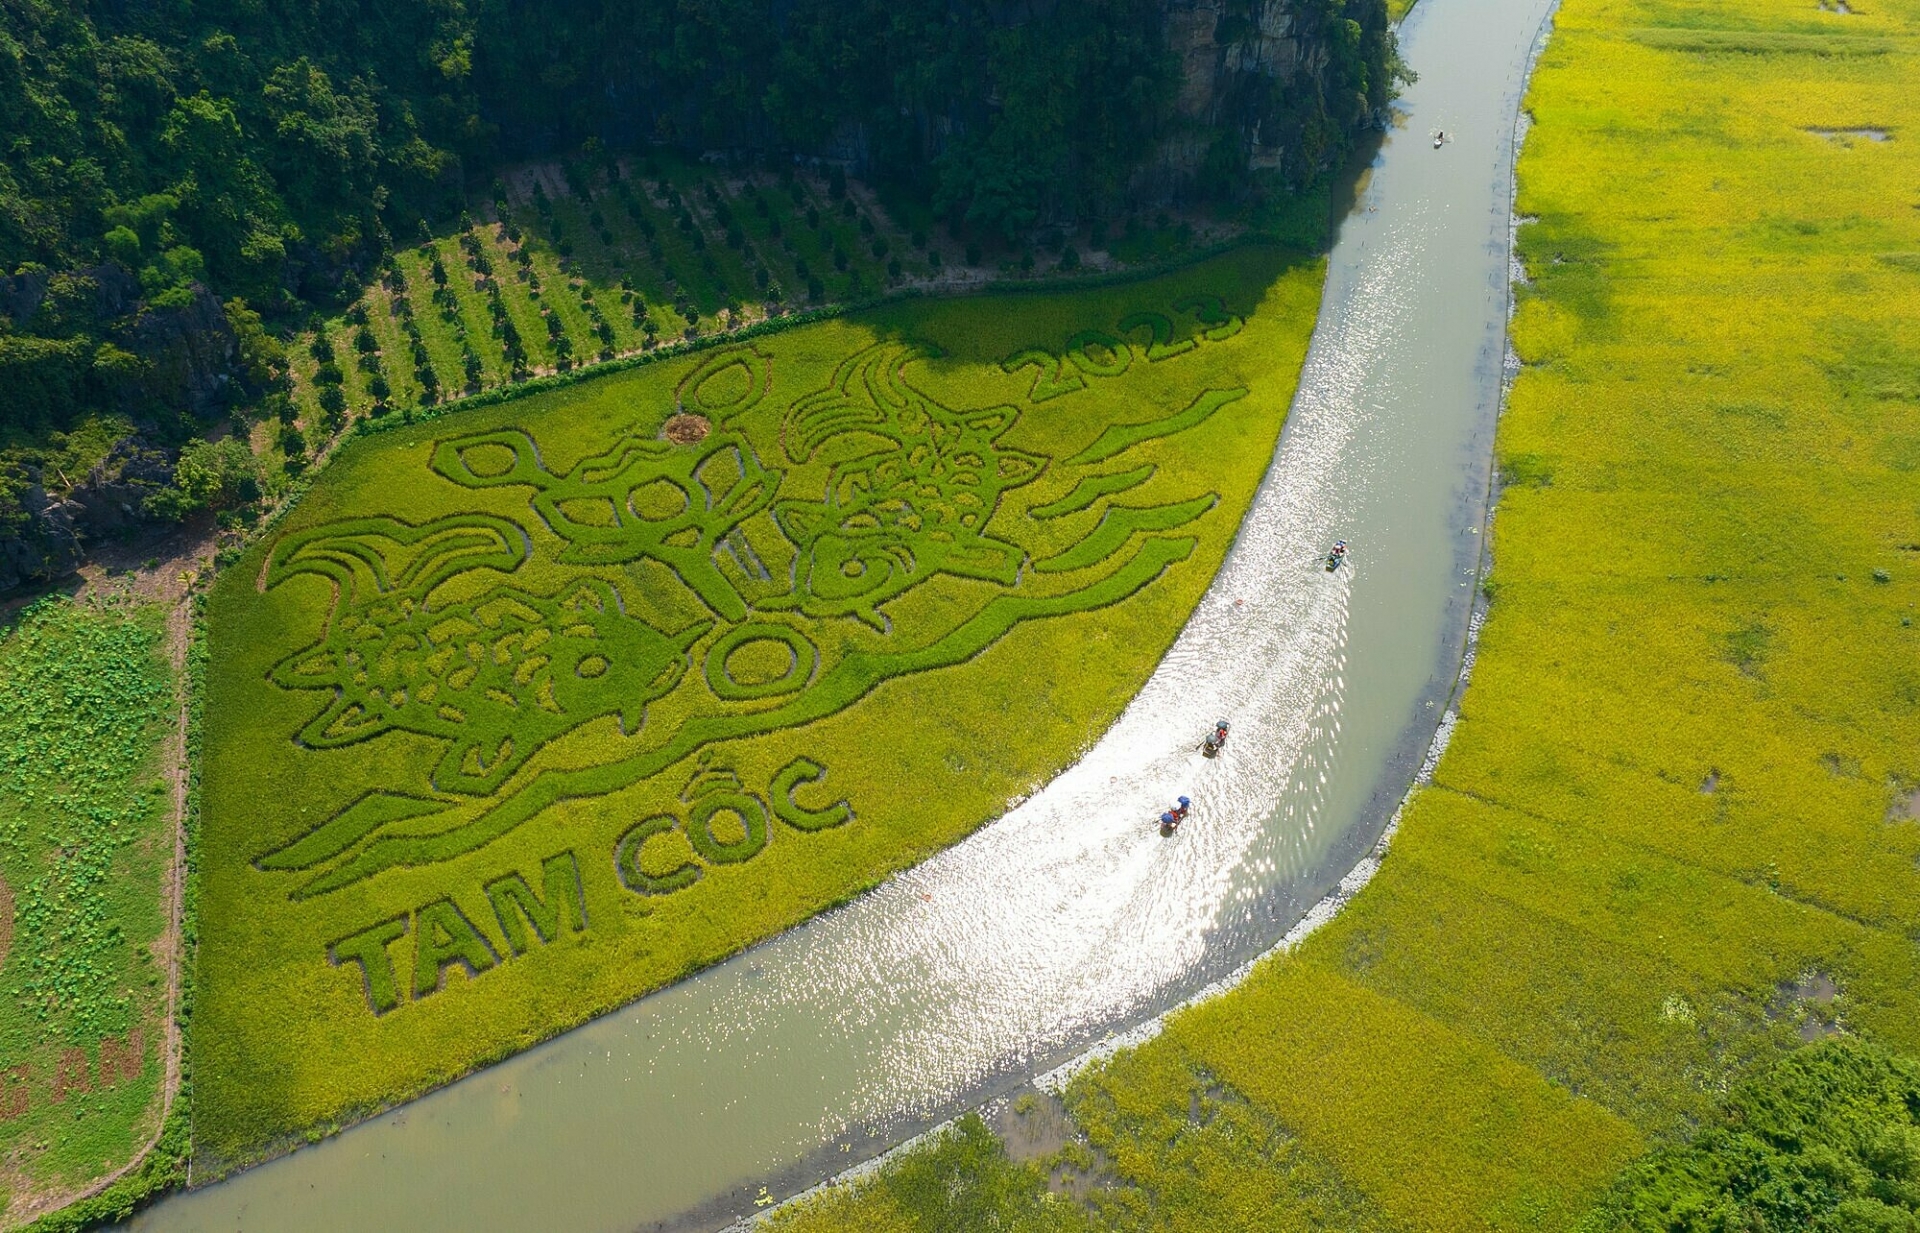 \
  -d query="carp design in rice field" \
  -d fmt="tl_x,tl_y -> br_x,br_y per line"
254,340 -> 1242,900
